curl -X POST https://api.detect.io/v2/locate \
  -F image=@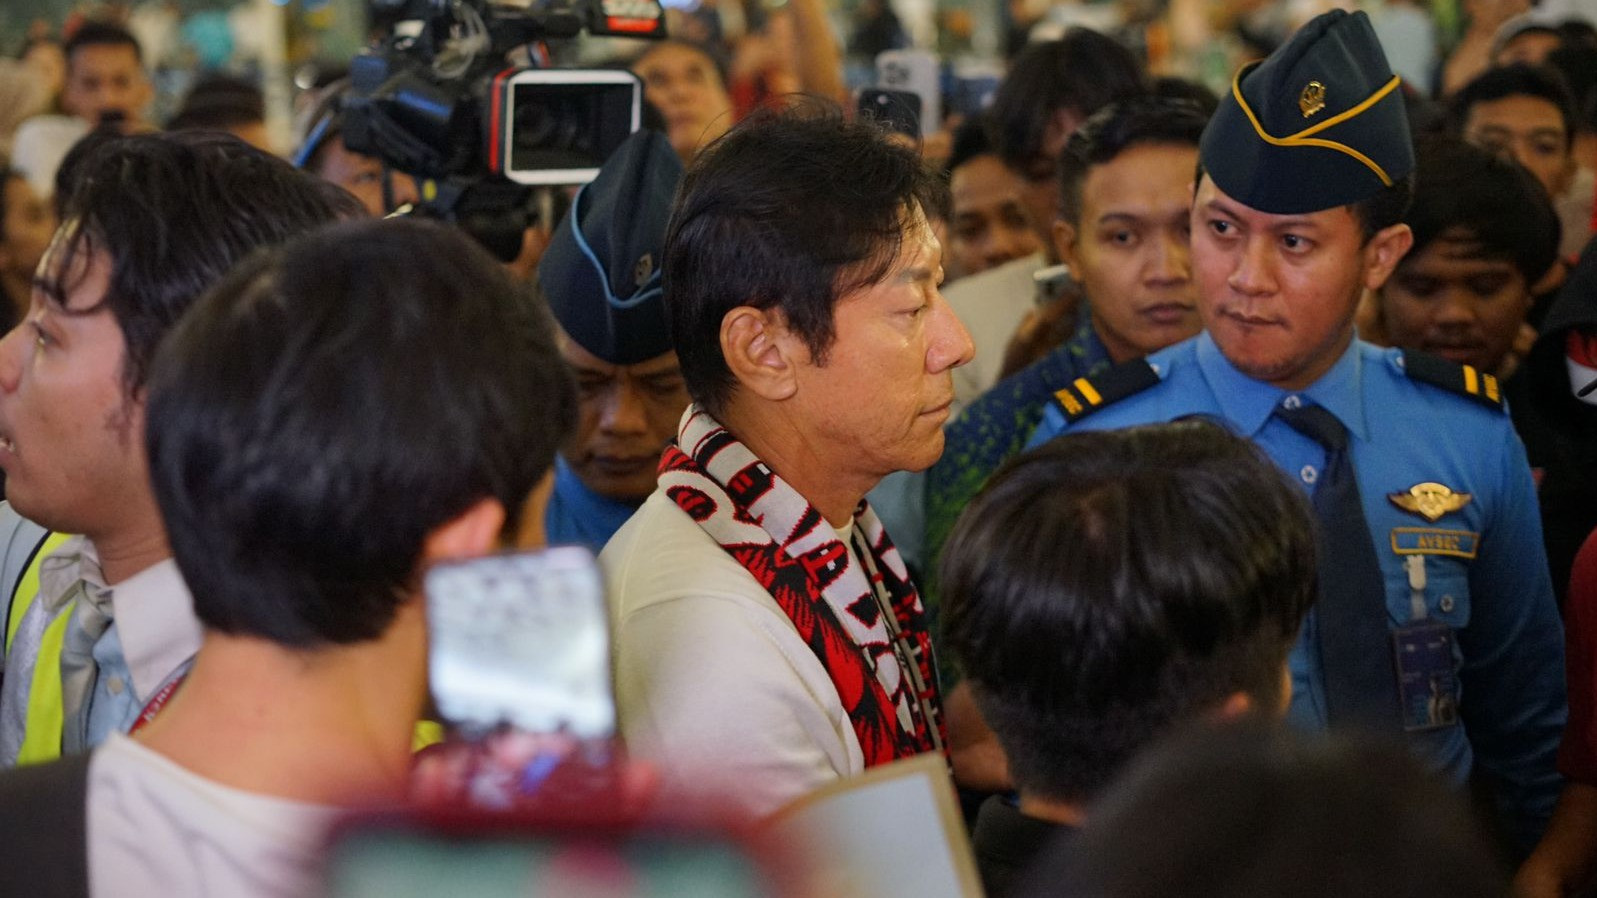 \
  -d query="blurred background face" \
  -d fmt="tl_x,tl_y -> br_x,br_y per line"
948,154 -> 1041,276
632,43 -> 734,162
559,334 -> 690,501
0,176 -> 56,287
61,43 -> 151,125
1462,95 -> 1575,198
1057,143 -> 1201,363
1379,230 -> 1532,374
313,140 -> 421,217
